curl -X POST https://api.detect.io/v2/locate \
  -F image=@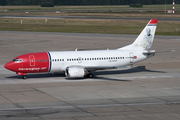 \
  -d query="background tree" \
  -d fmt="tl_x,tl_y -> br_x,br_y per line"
4,0 -> 180,5
0,0 -> 6,5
